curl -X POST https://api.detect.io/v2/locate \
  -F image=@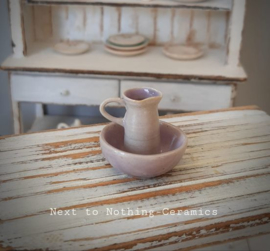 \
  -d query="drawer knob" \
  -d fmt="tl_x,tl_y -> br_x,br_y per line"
60,90 -> 70,96
170,95 -> 180,102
